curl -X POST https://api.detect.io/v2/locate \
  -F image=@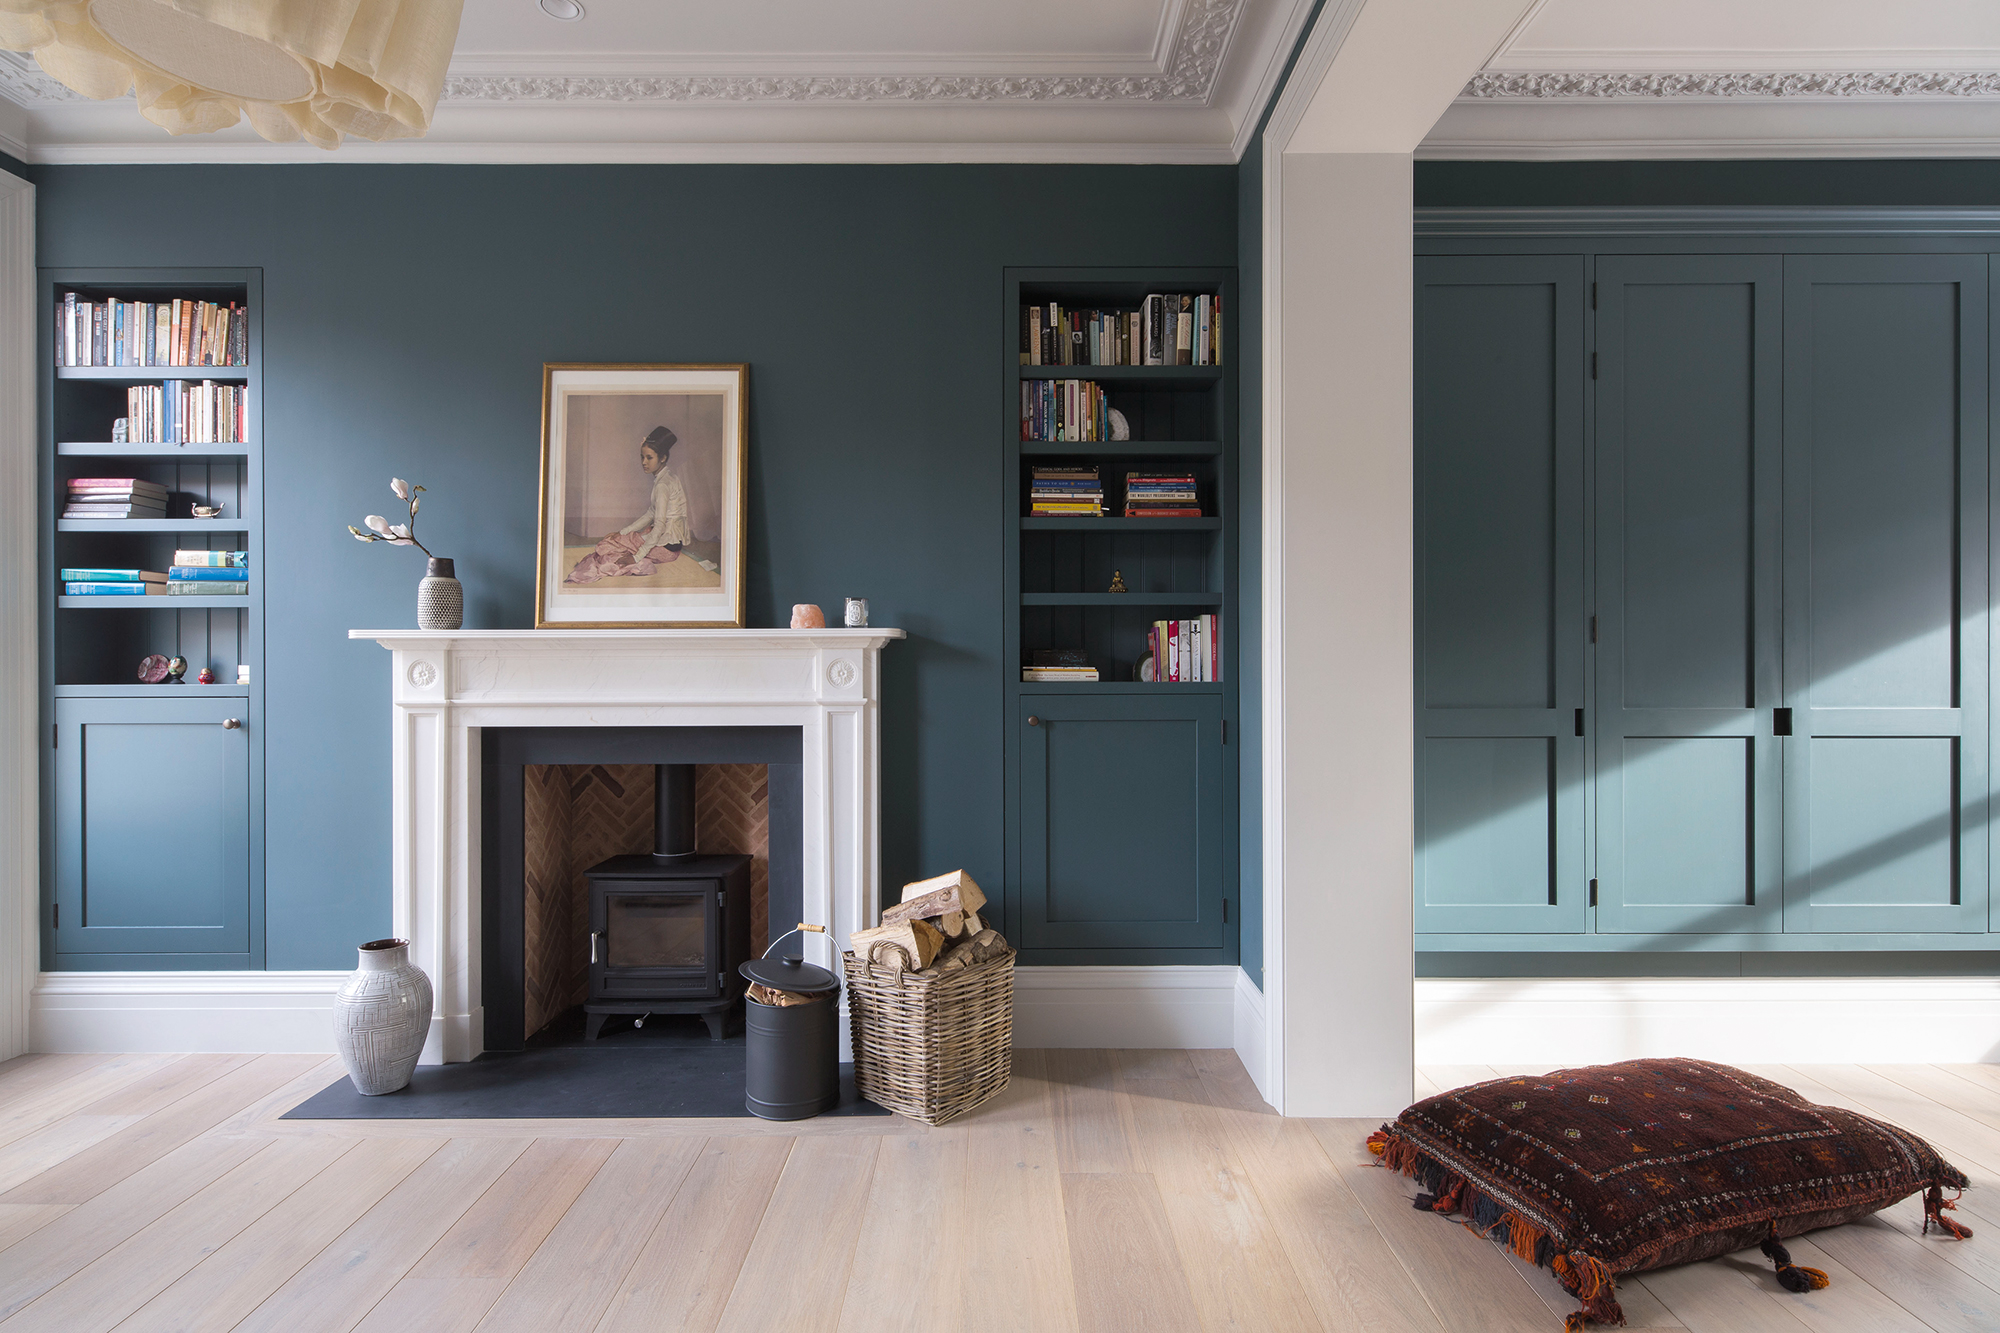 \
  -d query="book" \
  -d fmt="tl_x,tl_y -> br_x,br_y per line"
1146,615 -> 1223,683
64,582 -> 166,596
173,549 -> 248,567
1023,668 -> 1099,682
59,568 -> 165,582
69,477 -> 167,495
167,566 -> 249,581
63,503 -> 167,518
164,581 -> 247,596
